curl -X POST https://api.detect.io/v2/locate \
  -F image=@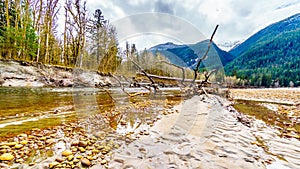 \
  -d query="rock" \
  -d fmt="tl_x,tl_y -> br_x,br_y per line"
79,141 -> 88,147
78,147 -> 86,153
62,150 -> 72,156
67,155 -> 74,161
100,159 -> 107,165
92,149 -> 99,154
16,158 -> 24,163
14,144 -> 23,149
0,145 -> 10,149
6,142 -> 17,147
40,137 -> 47,141
81,158 -> 91,167
20,140 -> 28,145
29,162 -> 35,166
71,140 -> 79,146
28,135 -> 35,139
45,139 -> 54,145
0,153 -> 14,161
55,157 -> 64,162
49,161 -> 60,169
19,134 -> 28,138
286,127 -> 297,132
